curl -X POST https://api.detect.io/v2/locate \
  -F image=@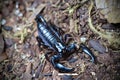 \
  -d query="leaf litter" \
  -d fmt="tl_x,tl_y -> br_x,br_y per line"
0,0 -> 119,80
